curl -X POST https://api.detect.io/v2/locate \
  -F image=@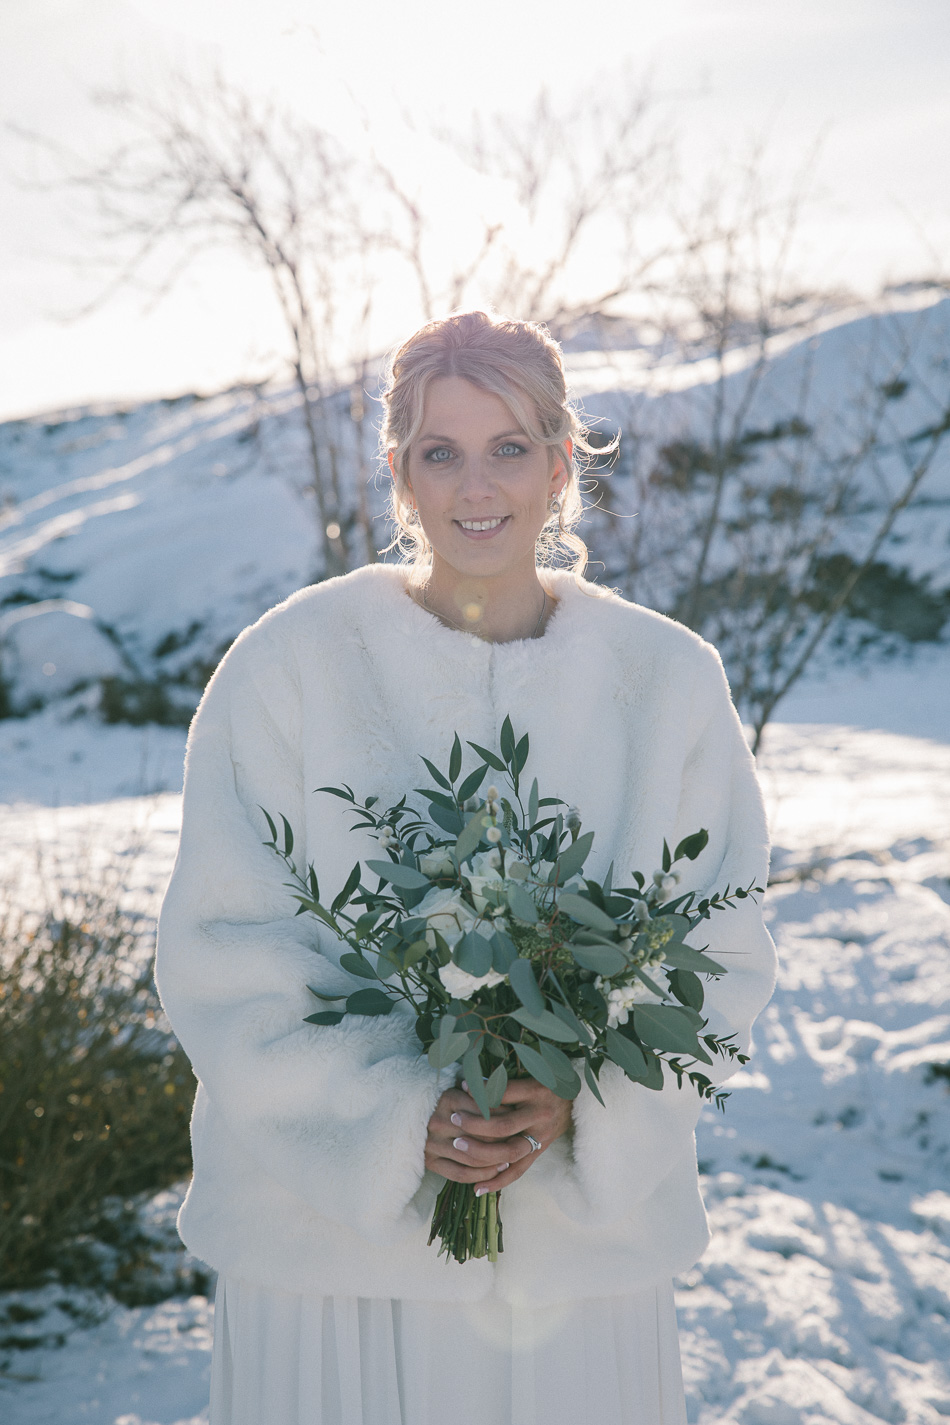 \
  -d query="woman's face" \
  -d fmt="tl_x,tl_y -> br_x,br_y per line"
402,376 -> 567,583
